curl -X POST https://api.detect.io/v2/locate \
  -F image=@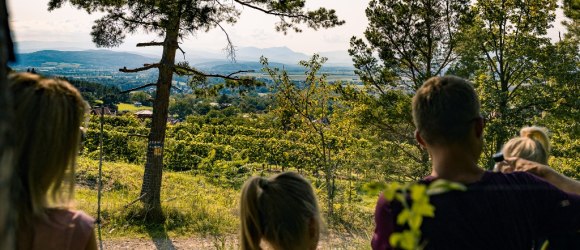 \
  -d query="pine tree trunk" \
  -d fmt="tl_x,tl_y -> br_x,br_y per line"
139,18 -> 180,223
0,0 -> 15,247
